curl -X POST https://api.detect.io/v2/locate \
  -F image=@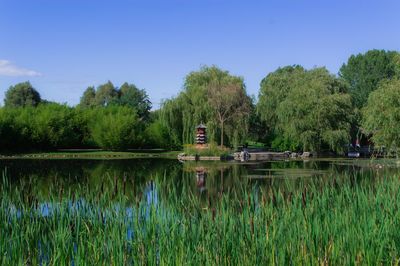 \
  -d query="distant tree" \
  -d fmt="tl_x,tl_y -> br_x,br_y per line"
94,81 -> 118,107
0,103 -> 84,150
4,81 -> 41,107
207,75 -> 251,147
40,100 -> 58,105
279,68 -> 353,153
87,106 -> 139,150
144,119 -> 171,148
362,78 -> 400,152
30,104 -> 83,149
78,82 -> 152,121
160,98 -> 185,147
248,99 -> 267,144
119,82 -> 151,120
160,66 -> 252,148
339,49 -> 400,109
257,65 -> 305,137
0,108 -> 16,150
79,86 -> 96,107
258,66 -> 353,153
